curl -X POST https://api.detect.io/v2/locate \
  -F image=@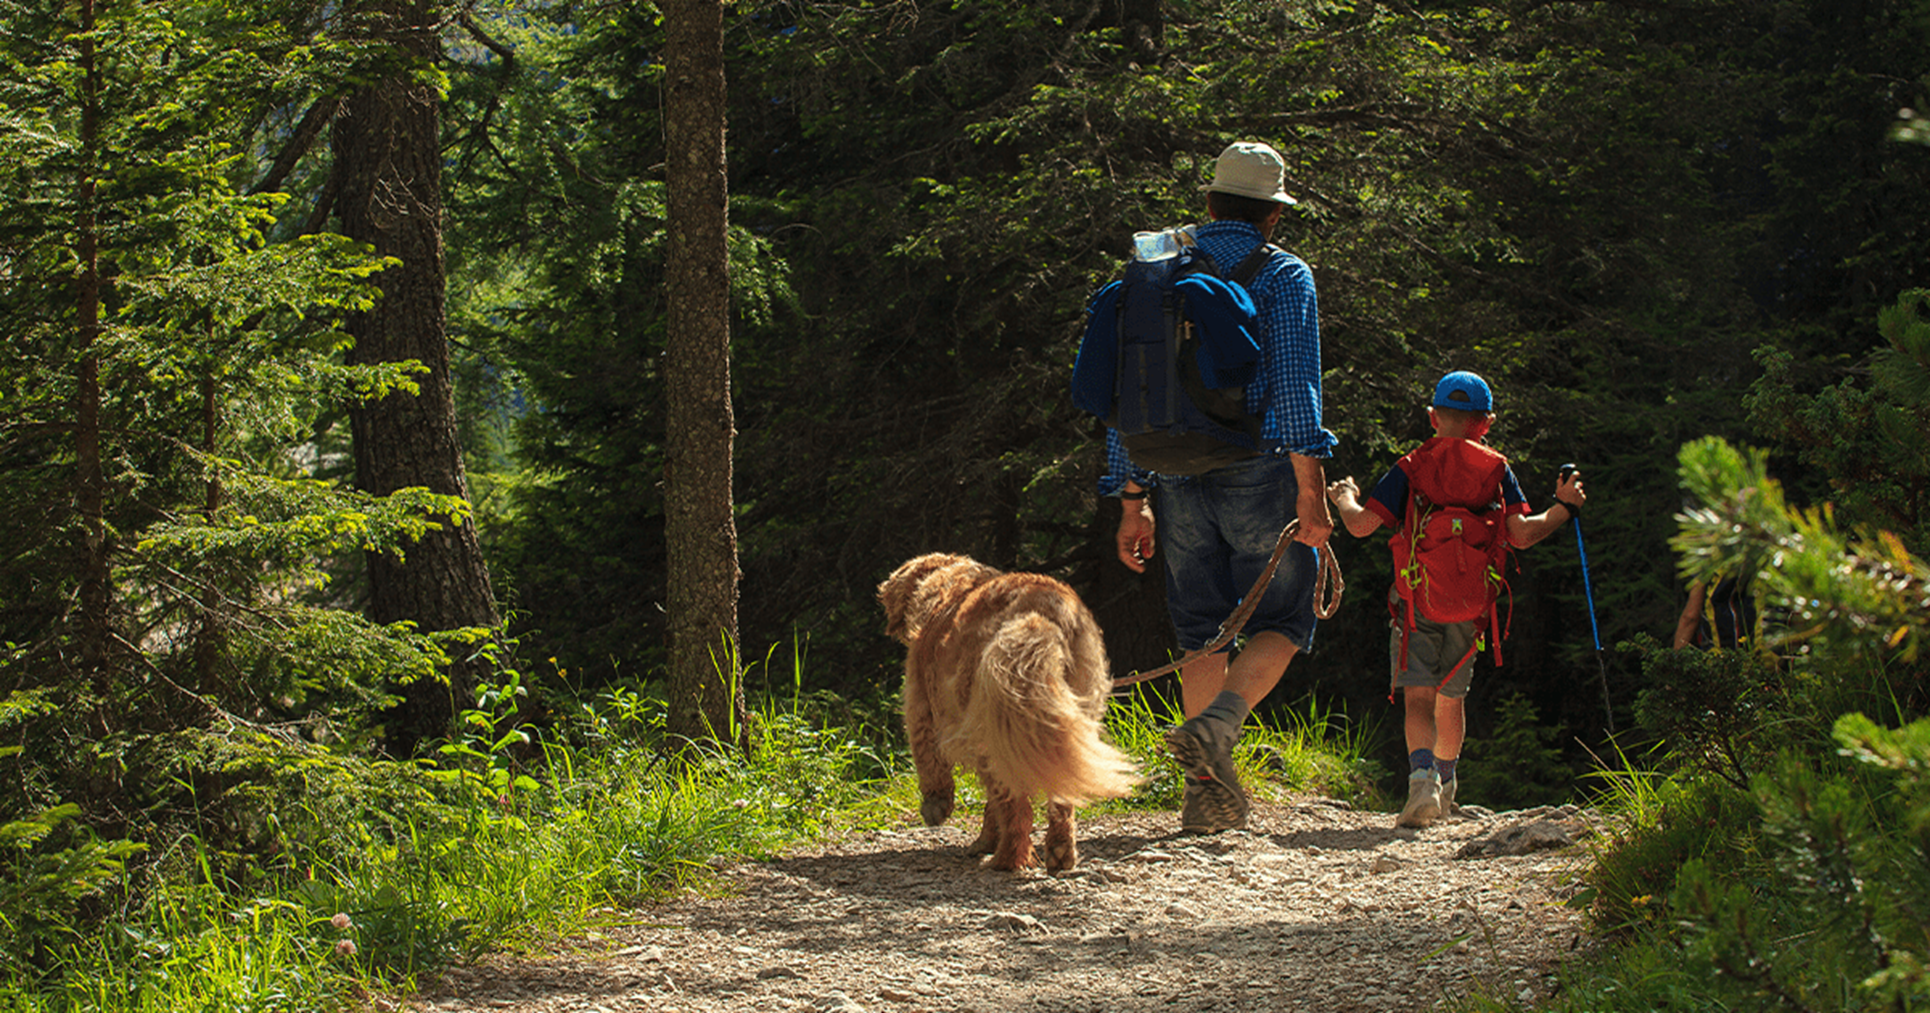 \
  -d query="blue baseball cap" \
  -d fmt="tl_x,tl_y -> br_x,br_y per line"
1432,371 -> 1494,412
